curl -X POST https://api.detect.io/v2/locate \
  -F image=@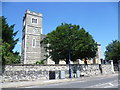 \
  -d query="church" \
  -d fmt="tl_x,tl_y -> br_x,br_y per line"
21,10 -> 102,64
21,10 -> 46,64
